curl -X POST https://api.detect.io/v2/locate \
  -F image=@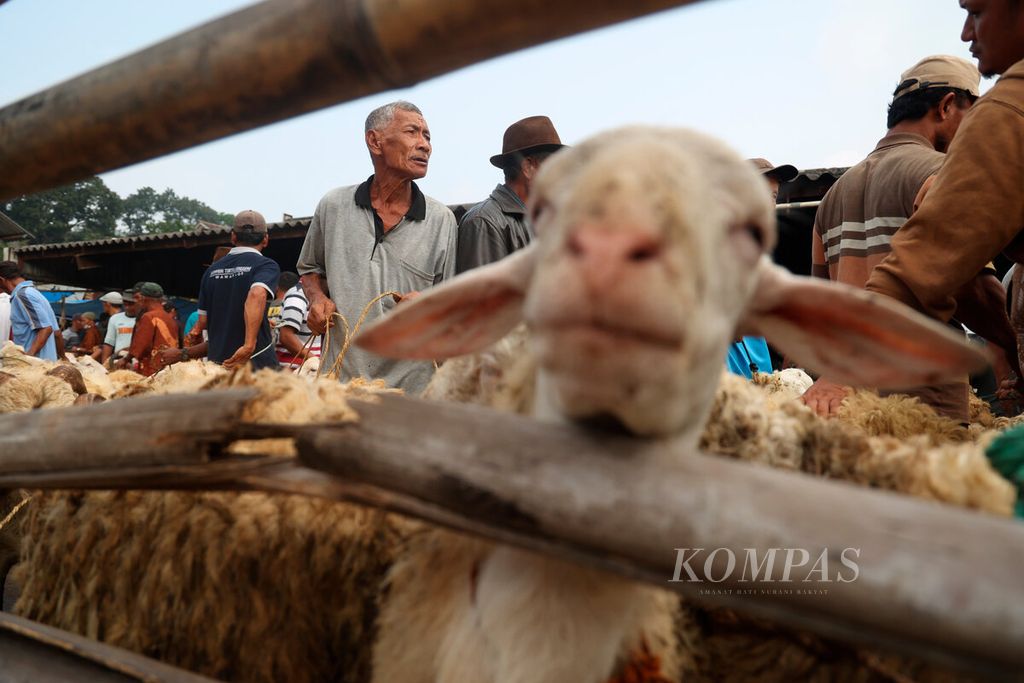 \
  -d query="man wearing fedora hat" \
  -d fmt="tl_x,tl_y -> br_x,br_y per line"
804,54 -> 1019,420
456,116 -> 565,274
